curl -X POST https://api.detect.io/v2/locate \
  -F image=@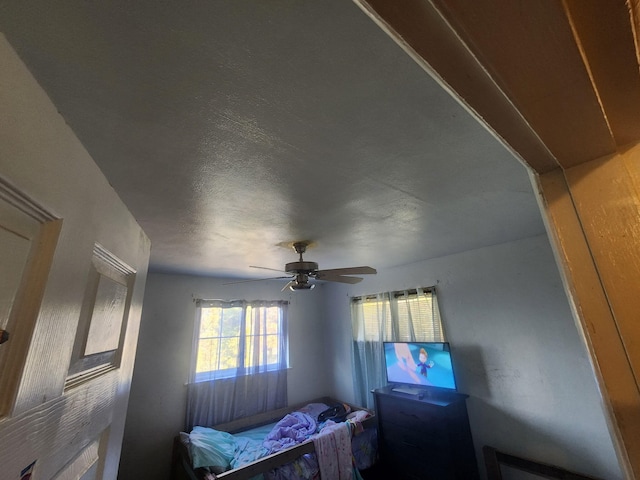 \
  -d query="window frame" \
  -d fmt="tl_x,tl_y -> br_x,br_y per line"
190,299 -> 289,383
